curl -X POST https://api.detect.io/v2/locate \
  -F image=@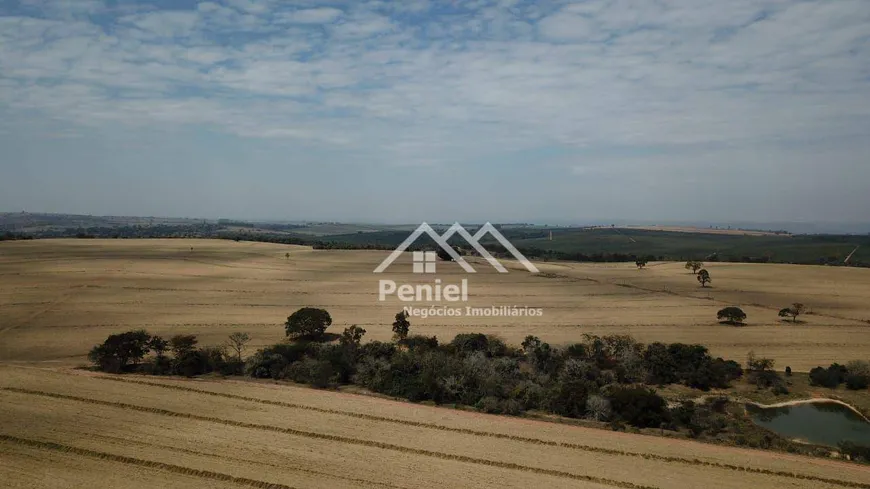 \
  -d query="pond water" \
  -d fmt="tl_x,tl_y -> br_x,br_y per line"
746,401 -> 870,447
